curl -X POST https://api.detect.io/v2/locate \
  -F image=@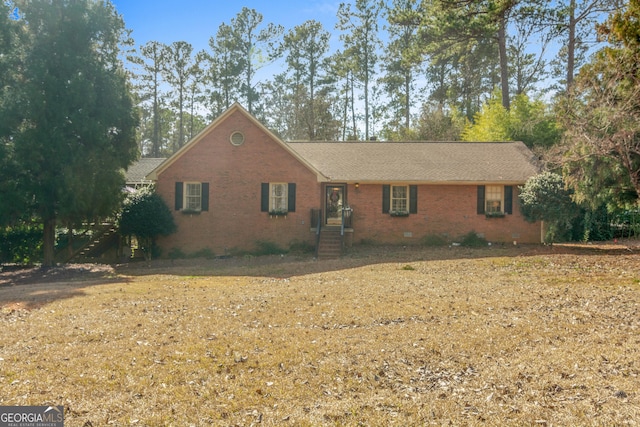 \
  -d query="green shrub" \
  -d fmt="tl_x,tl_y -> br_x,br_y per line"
168,247 -> 186,259
459,231 -> 488,248
421,234 -> 448,247
0,224 -> 43,265
289,240 -> 315,254
611,208 -> 640,238
582,206 -> 613,242
118,187 -> 176,261
188,248 -> 215,259
254,240 -> 288,256
519,172 -> 580,243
